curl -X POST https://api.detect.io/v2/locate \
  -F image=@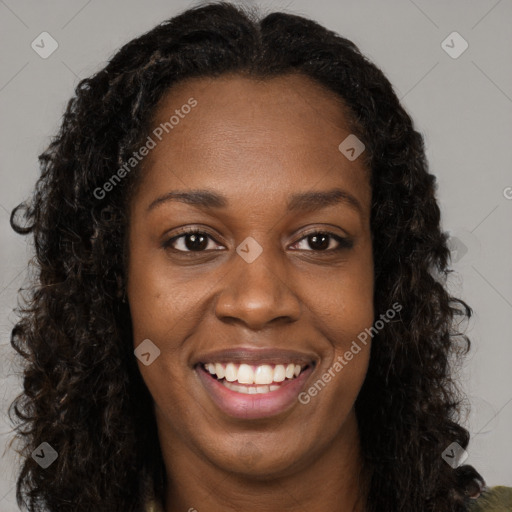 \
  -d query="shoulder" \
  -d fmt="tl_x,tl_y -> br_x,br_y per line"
467,486 -> 512,512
